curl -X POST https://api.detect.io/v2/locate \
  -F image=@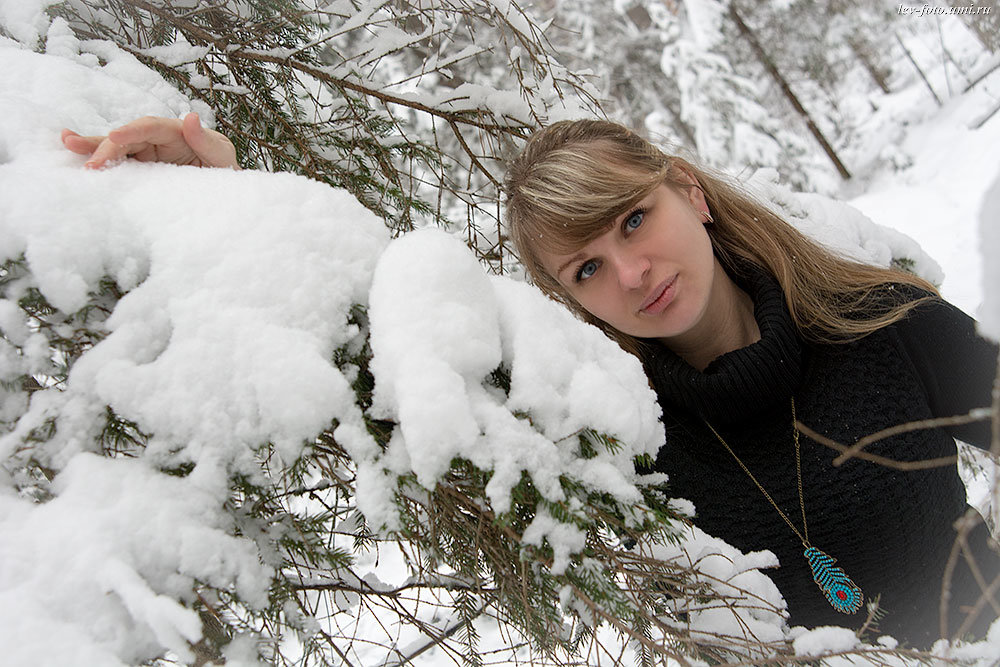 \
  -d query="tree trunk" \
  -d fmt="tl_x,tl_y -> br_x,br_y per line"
950,1 -> 999,53
847,37 -> 891,94
895,32 -> 943,107
662,97 -> 699,149
936,18 -> 970,87
727,3 -> 851,180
